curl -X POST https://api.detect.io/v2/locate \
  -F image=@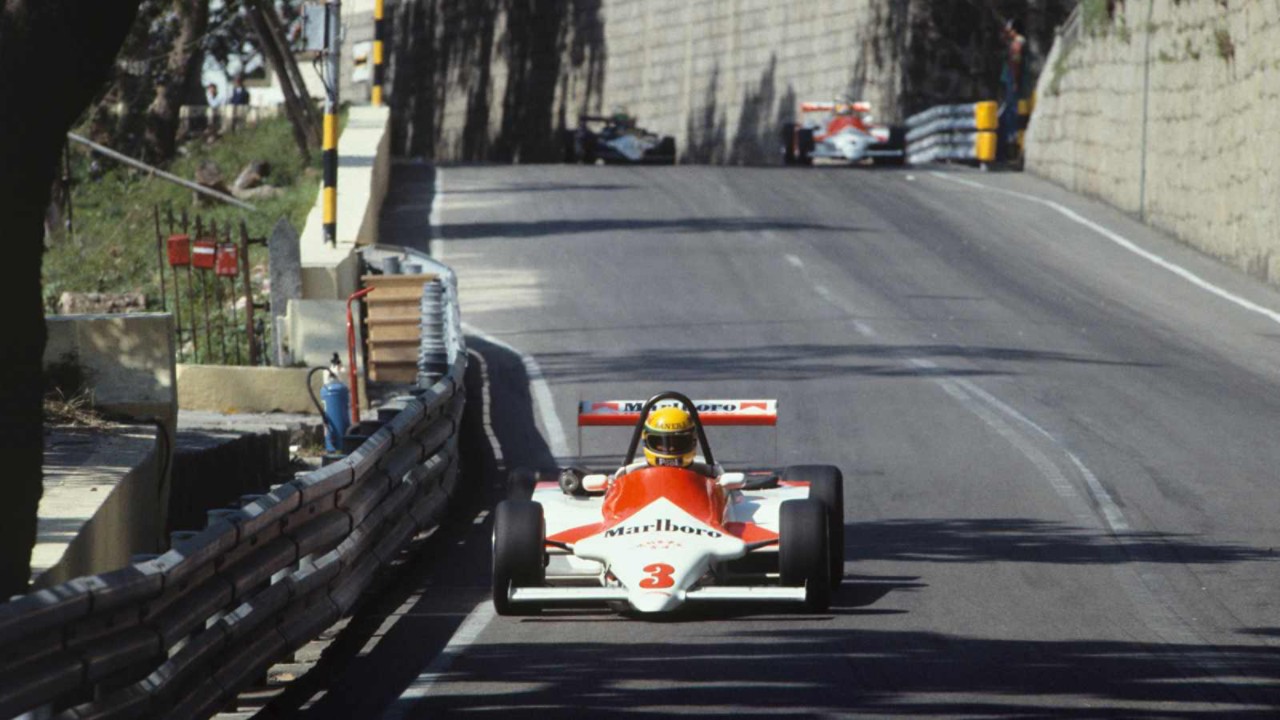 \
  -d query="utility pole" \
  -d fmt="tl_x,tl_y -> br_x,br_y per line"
372,0 -> 385,107
323,0 -> 341,246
